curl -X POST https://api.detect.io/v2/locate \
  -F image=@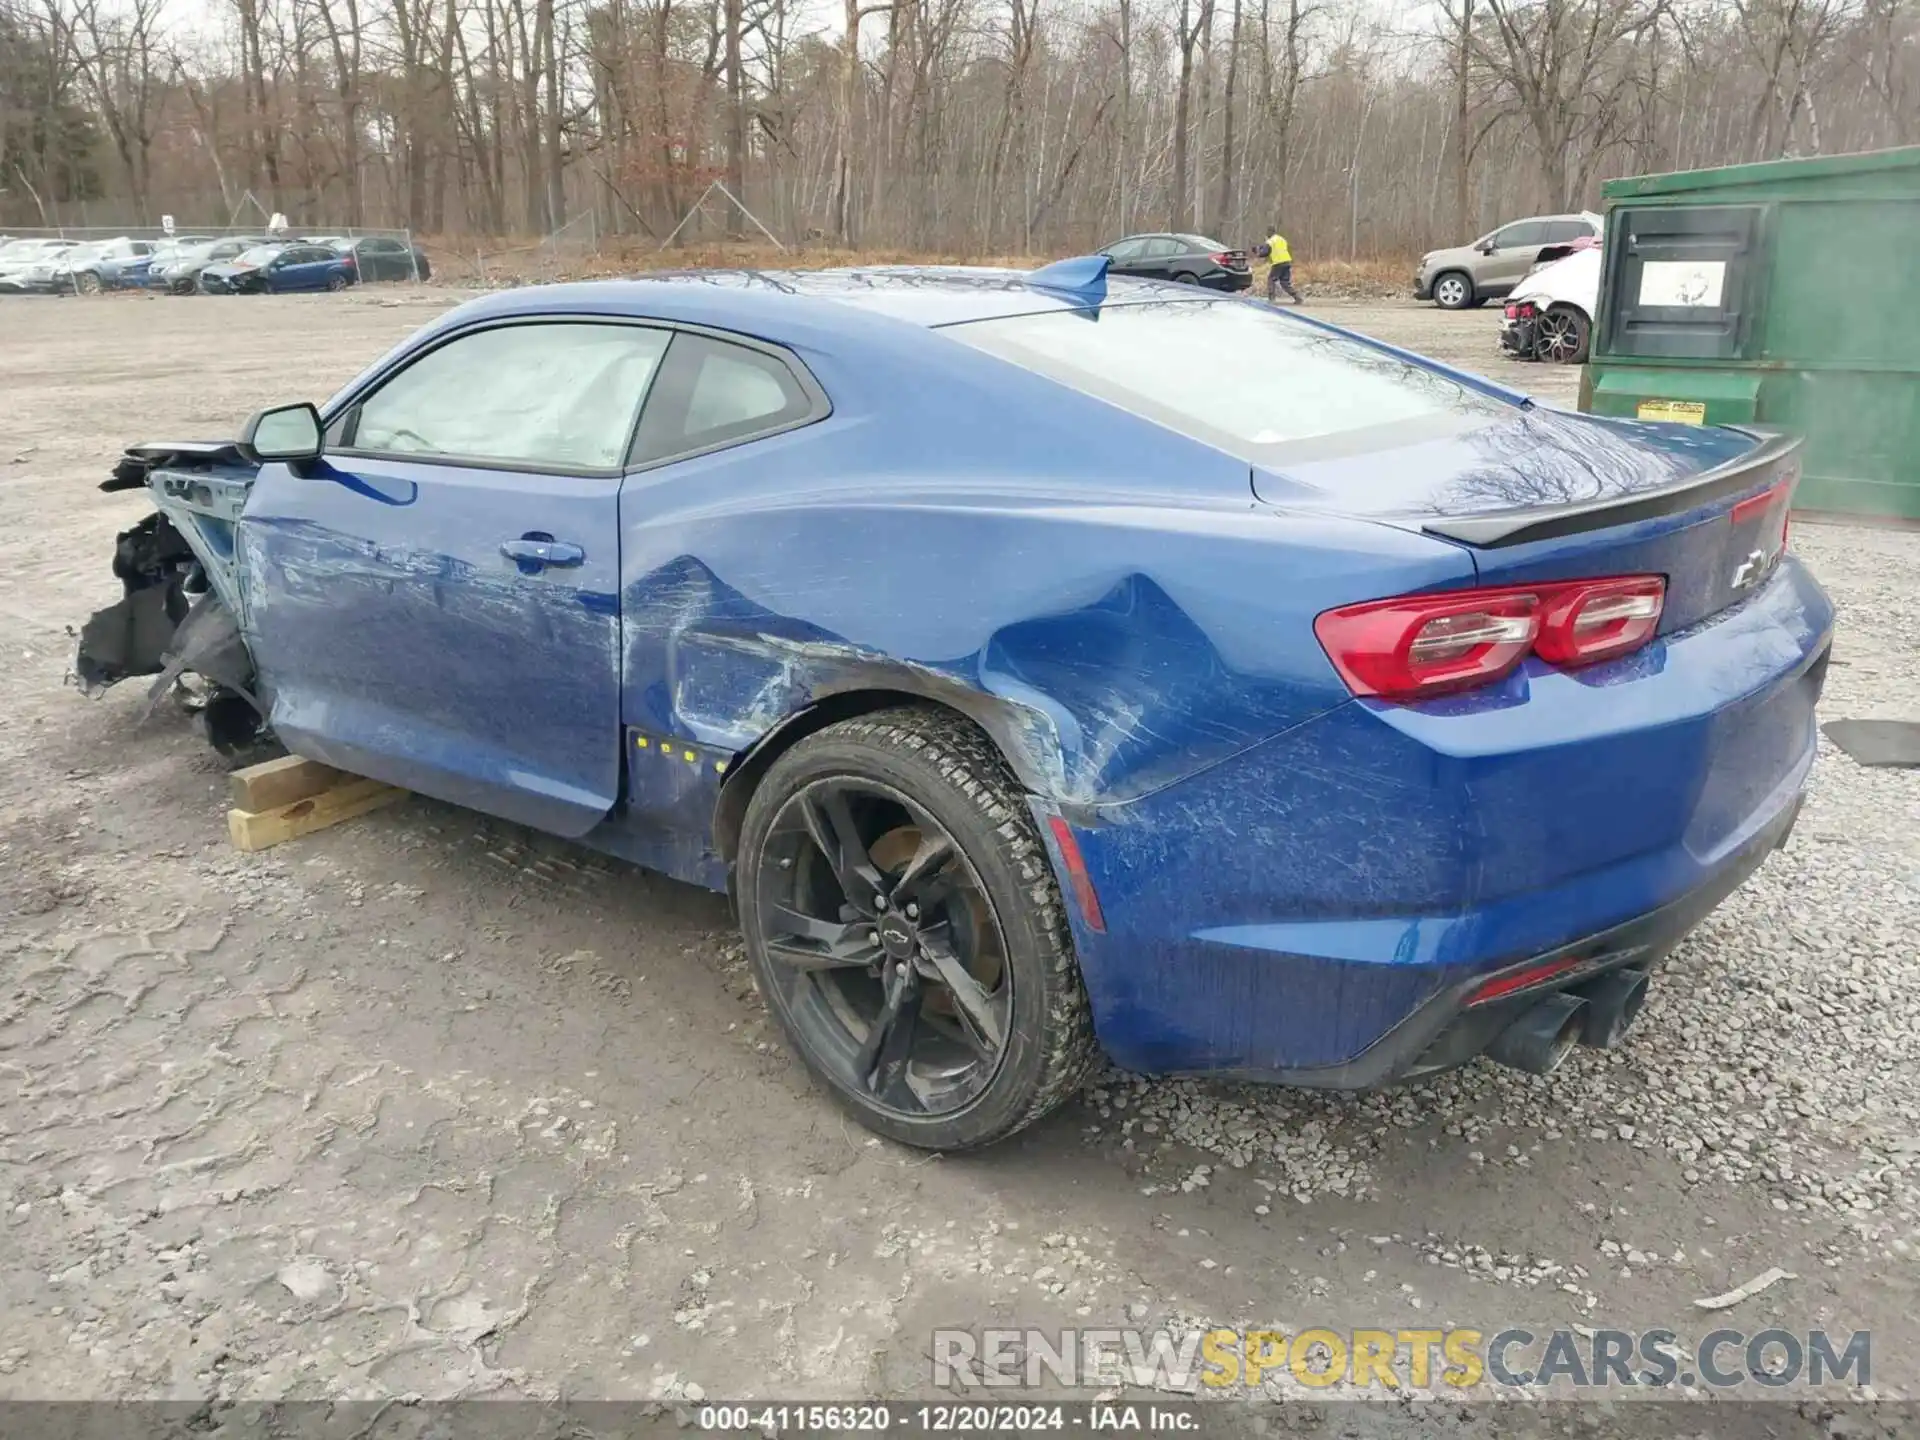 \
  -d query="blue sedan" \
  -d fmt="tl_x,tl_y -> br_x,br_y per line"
200,242 -> 356,294
73,258 -> 1831,1150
